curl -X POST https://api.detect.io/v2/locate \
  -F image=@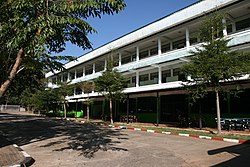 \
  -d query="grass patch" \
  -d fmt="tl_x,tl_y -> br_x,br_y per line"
110,123 -> 250,141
